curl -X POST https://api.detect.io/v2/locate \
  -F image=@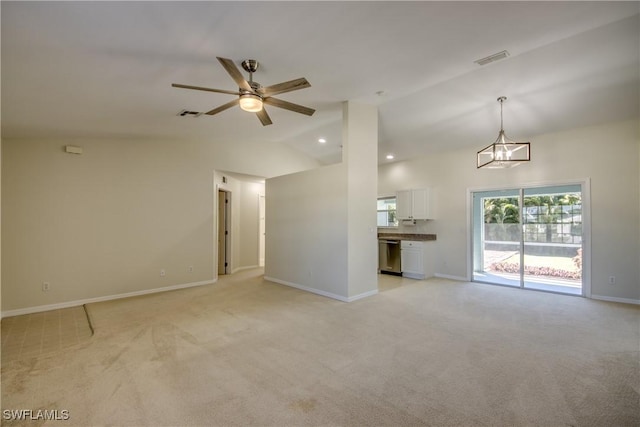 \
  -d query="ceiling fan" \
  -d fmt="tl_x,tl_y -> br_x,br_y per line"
172,57 -> 315,126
